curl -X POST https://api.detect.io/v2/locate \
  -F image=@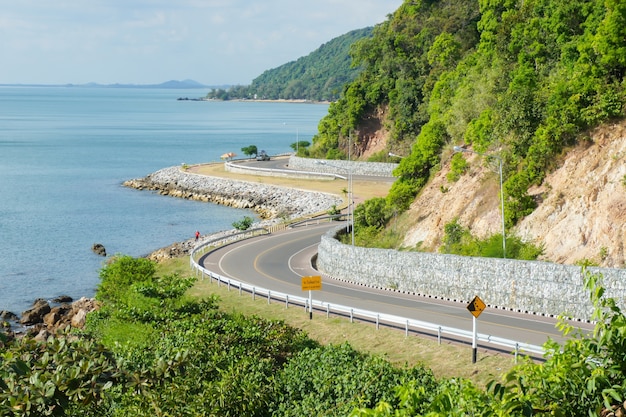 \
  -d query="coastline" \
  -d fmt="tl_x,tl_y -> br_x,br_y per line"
123,165 -> 341,221
188,97 -> 332,105
124,164 -> 343,261
2,163 -> 342,322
